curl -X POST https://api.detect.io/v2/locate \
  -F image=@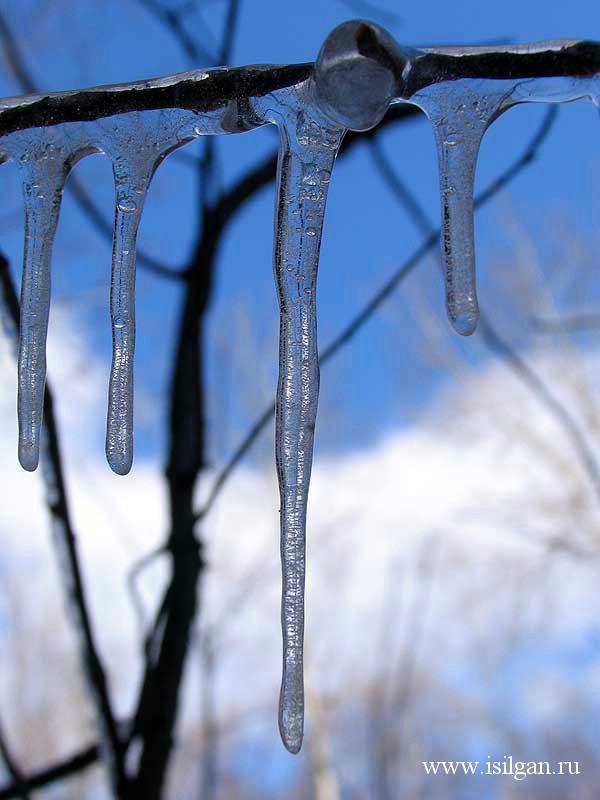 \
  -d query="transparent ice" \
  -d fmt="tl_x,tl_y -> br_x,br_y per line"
256,85 -> 344,753
0,21 -> 599,755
